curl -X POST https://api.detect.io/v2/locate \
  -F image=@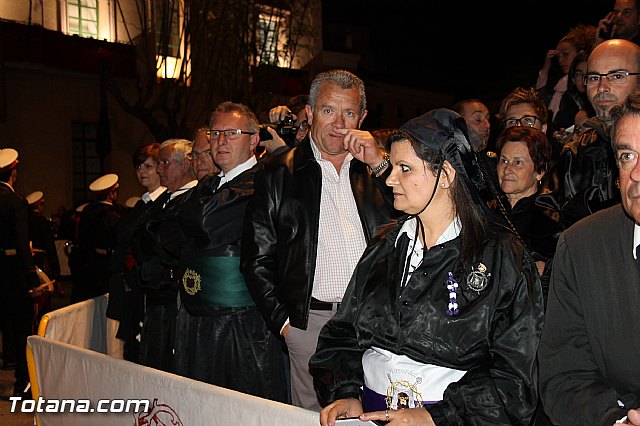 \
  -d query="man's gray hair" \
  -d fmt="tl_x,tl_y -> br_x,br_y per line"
309,69 -> 366,118
160,139 -> 192,165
